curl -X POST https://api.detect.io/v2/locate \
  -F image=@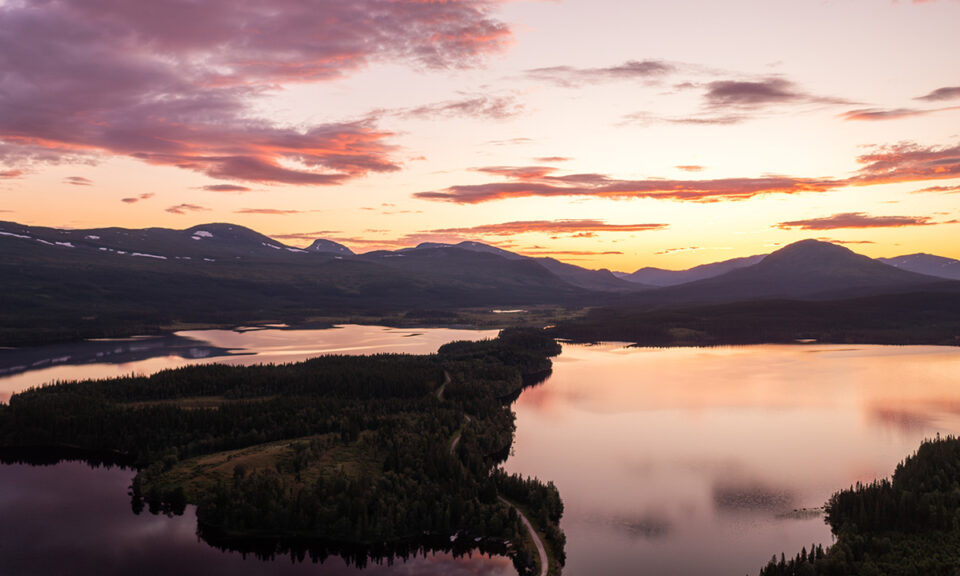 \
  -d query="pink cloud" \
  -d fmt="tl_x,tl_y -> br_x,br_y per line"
121,193 -> 155,204
850,142 -> 960,186
518,249 -> 624,256
775,212 -> 935,230
416,141 -> 960,204
166,203 -> 211,215
913,184 -> 960,194
417,174 -> 839,203
916,86 -> 960,101
431,219 -> 668,236
840,106 -> 960,121
703,78 -> 850,109
234,208 -> 302,215
201,184 -> 253,193
64,176 -> 92,186
0,0 -> 509,184
525,60 -> 675,87
392,94 -> 523,120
